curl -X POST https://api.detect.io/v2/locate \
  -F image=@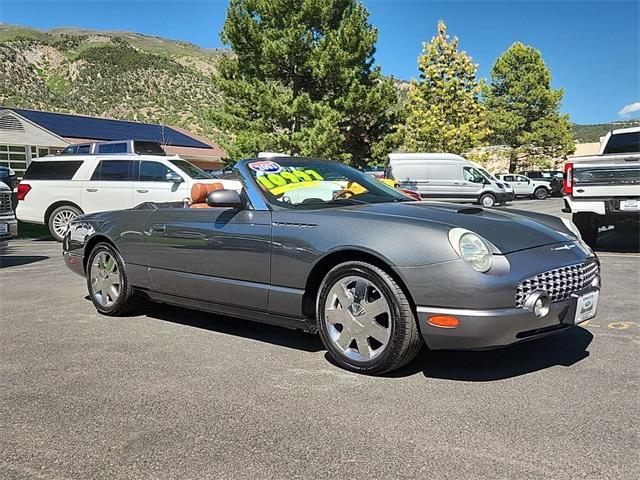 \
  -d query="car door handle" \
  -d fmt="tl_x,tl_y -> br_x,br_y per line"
136,189 -> 149,193
85,188 -> 98,192
151,224 -> 166,233
453,182 -> 461,185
